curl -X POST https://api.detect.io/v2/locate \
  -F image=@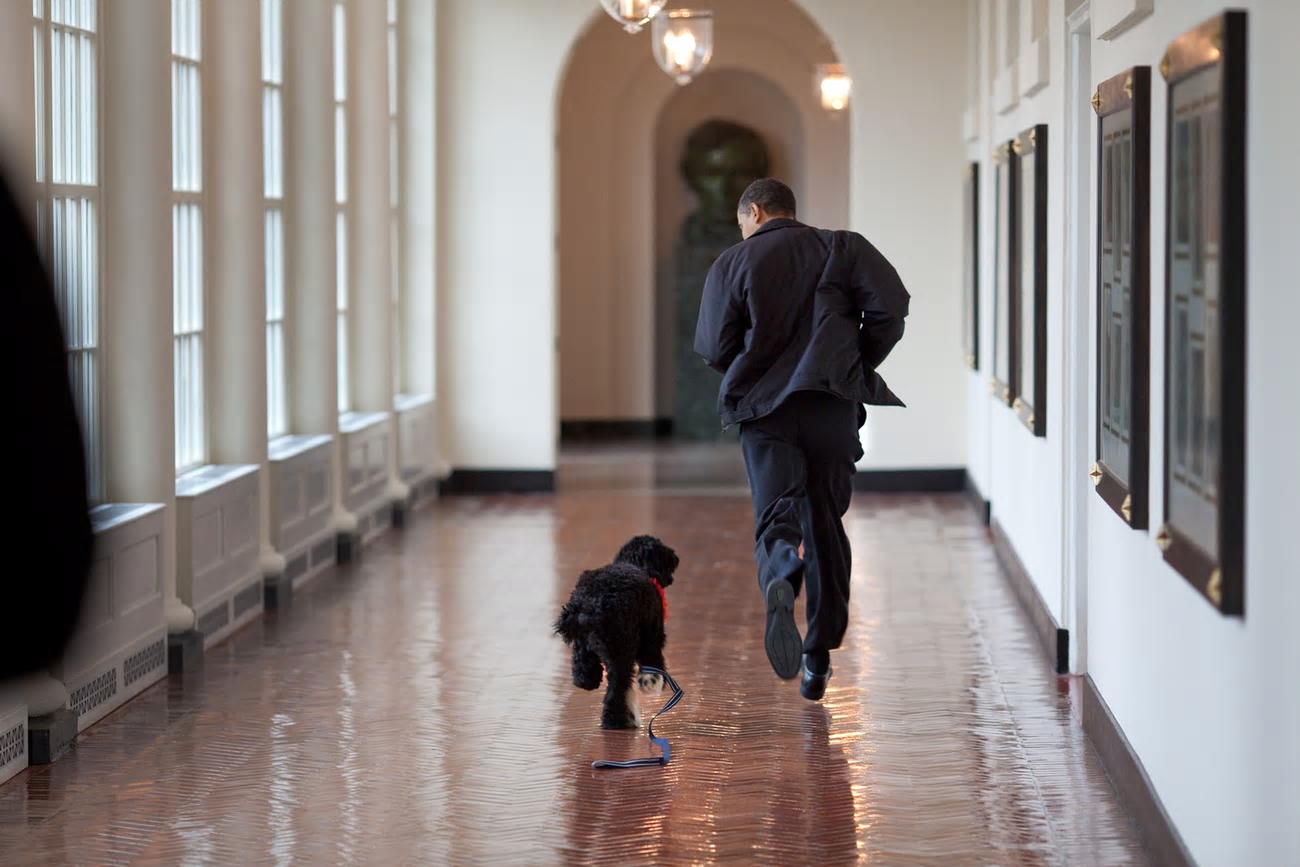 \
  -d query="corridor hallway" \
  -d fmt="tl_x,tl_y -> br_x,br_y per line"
0,446 -> 1150,866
